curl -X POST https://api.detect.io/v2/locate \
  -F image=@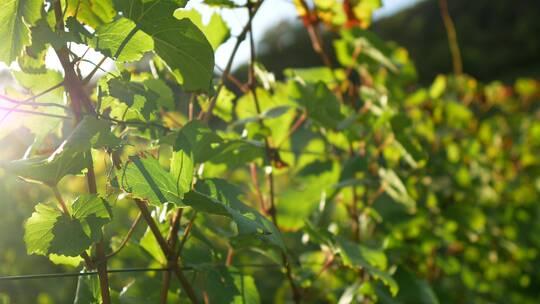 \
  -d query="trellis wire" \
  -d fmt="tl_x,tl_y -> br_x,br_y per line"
0,263 -> 296,282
